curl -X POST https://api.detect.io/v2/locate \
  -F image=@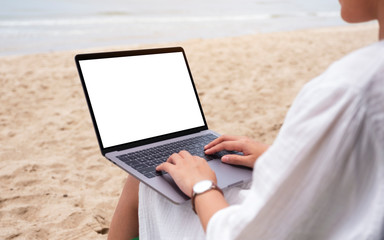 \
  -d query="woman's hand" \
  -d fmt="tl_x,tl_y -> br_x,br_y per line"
156,150 -> 217,198
204,135 -> 269,168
